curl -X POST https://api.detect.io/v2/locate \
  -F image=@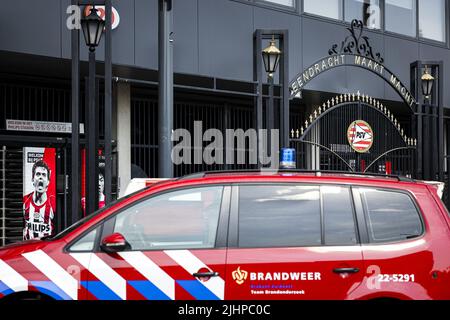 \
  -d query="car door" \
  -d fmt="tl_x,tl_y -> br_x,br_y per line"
225,184 -> 365,300
69,185 -> 230,300
353,187 -> 433,300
